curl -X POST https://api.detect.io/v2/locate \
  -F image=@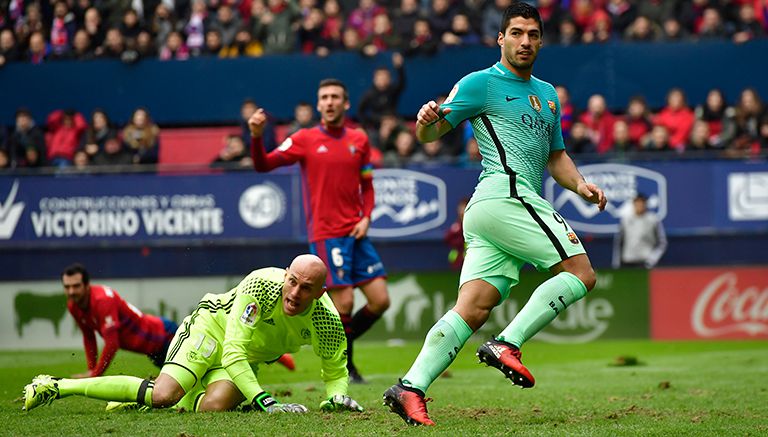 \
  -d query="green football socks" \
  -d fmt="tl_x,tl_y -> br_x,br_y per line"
401,310 -> 473,394
497,272 -> 587,347
57,376 -> 154,406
